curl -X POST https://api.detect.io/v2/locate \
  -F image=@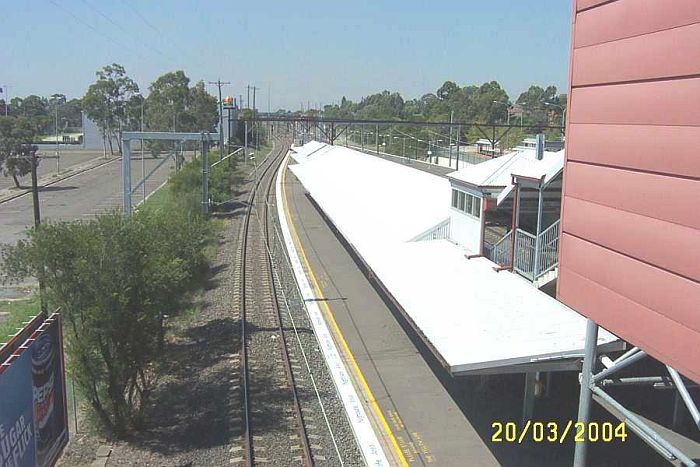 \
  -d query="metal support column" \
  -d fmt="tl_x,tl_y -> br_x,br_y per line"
122,140 -> 132,216
456,125 -> 461,170
244,120 -> 248,167
573,319 -> 599,467
522,372 -> 537,424
533,186 -> 544,281
361,125 -> 364,152
375,124 -> 379,154
509,182 -> 520,268
201,139 -> 209,214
